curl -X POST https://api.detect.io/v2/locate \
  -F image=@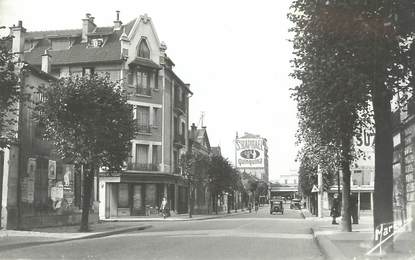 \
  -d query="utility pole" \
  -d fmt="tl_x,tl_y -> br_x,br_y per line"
318,165 -> 323,218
